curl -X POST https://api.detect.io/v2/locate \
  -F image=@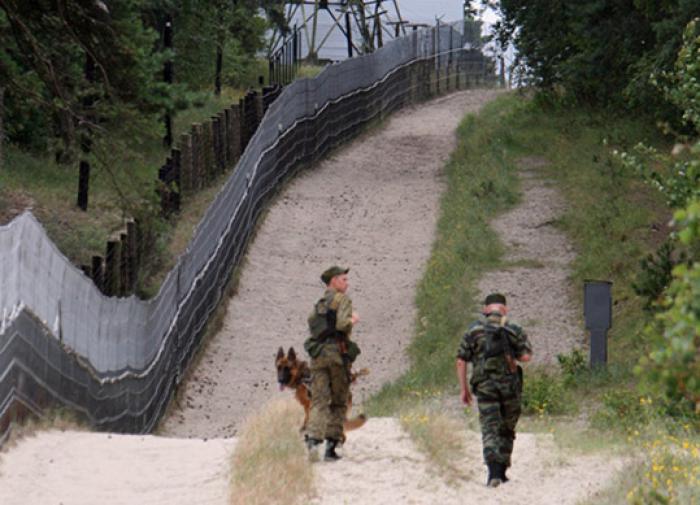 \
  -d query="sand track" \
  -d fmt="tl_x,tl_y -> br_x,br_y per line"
160,89 -> 503,439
